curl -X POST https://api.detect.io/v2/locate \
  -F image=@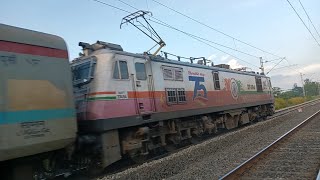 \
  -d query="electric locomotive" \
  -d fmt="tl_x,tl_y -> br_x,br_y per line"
72,40 -> 274,167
